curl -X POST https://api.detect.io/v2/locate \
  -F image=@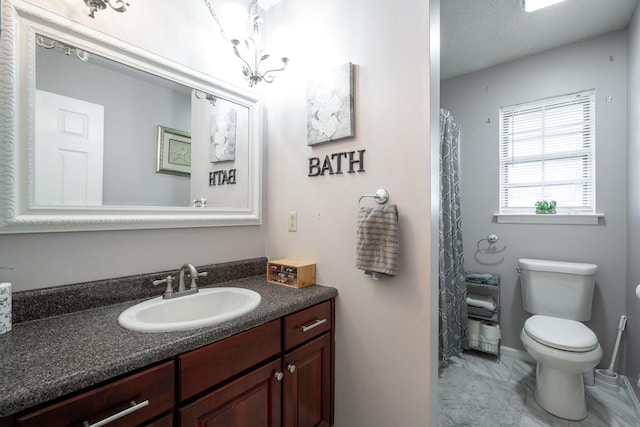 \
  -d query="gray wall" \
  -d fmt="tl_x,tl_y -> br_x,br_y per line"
626,4 -> 640,394
37,47 -> 191,207
441,31 -> 628,369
